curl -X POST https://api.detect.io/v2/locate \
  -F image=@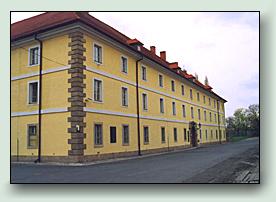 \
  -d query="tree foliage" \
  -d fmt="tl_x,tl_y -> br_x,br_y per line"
226,104 -> 259,137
